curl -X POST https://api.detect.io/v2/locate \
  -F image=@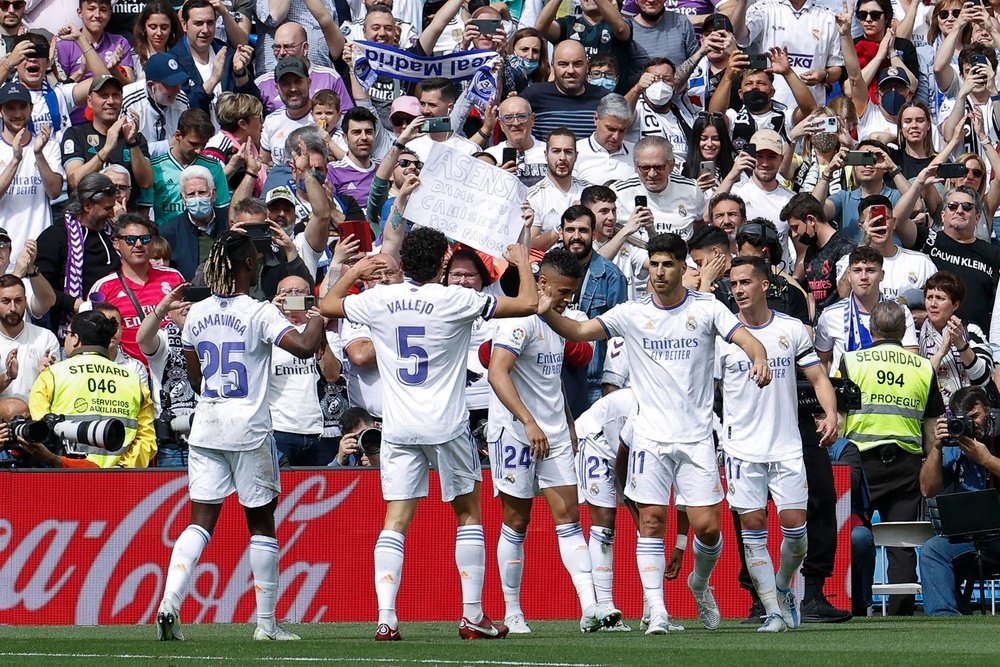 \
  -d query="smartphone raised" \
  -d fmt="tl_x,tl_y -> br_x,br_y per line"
502,147 -> 517,165
422,116 -> 451,133
340,220 -> 373,253
843,151 -> 877,166
282,295 -> 316,311
971,54 -> 989,67
937,162 -> 968,179
634,195 -> 648,208
243,223 -> 272,249
868,204 -> 889,227
470,18 -> 502,35
822,116 -> 839,133
747,53 -> 770,71
699,160 -> 715,175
